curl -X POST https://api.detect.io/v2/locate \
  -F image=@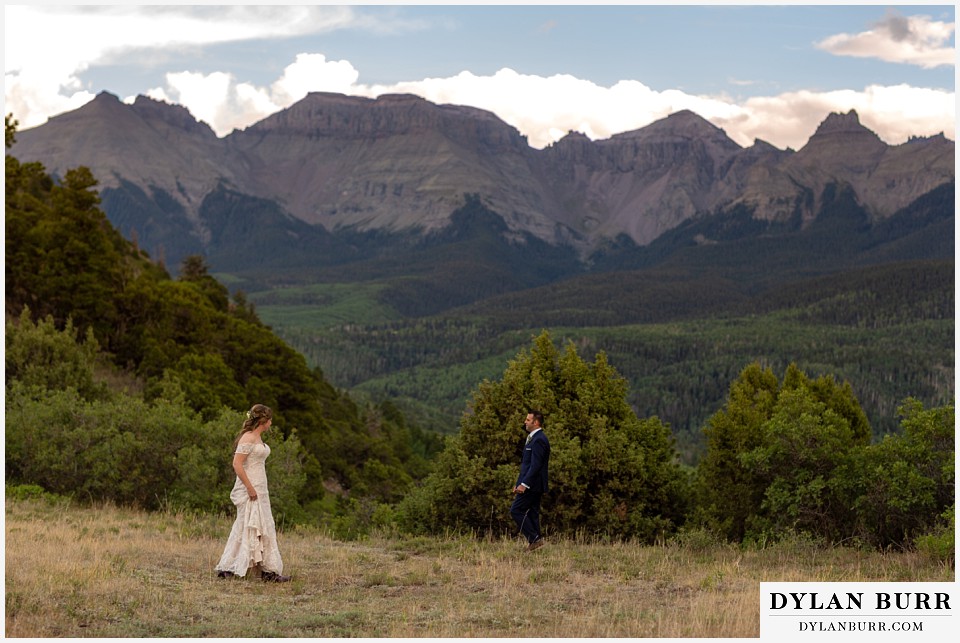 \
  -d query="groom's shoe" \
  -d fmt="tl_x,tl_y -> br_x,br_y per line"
262,571 -> 292,583
527,538 -> 544,552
